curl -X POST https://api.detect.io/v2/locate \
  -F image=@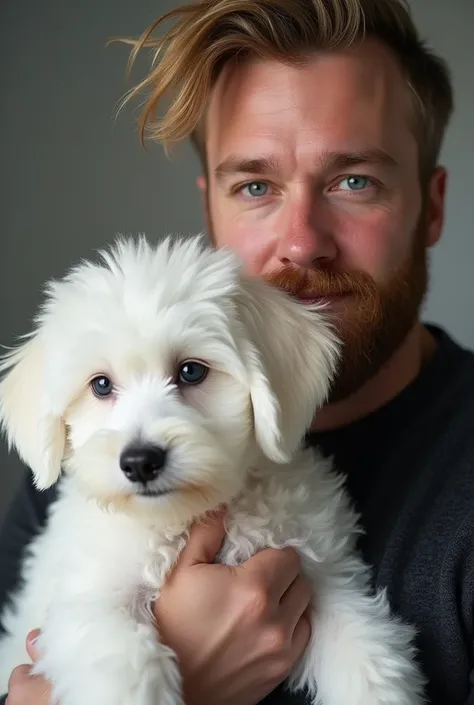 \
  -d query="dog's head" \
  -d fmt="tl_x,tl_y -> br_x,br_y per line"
0,236 -> 339,526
